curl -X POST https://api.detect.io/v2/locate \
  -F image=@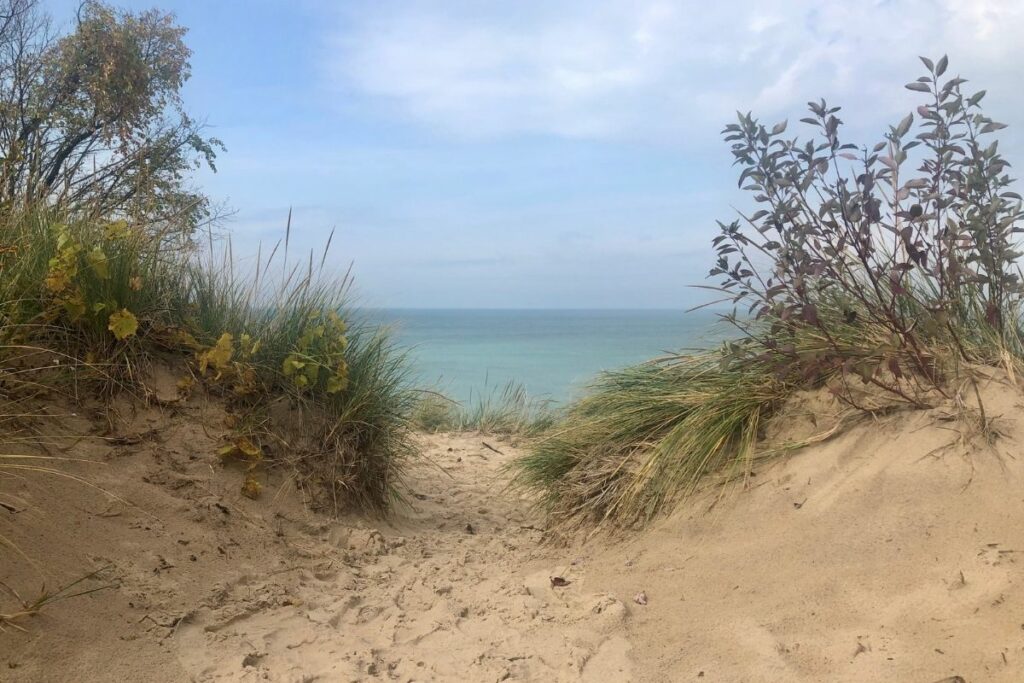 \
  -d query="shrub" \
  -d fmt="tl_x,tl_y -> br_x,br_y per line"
711,56 -> 1023,401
